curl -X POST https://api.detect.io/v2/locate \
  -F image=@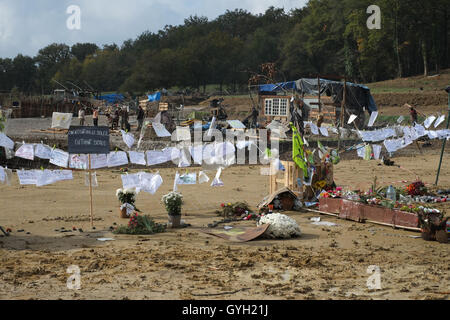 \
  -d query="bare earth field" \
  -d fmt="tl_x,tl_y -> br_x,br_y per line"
0,152 -> 449,300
